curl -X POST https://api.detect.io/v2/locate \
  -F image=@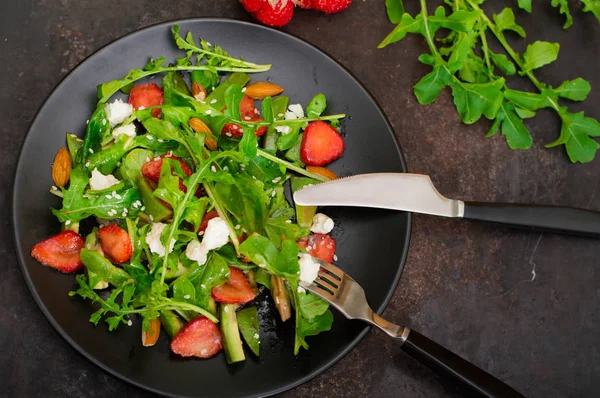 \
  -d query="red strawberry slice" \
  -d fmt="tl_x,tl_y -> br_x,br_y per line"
240,0 -> 264,13
240,95 -> 257,119
297,233 -> 336,263
293,0 -> 313,8
312,0 -> 351,14
170,317 -> 223,358
31,231 -> 85,273
252,0 -> 294,27
300,121 -> 345,166
198,210 -> 220,233
212,267 -> 256,304
98,224 -> 132,263
128,82 -> 164,117
221,123 -> 244,139
141,155 -> 194,195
